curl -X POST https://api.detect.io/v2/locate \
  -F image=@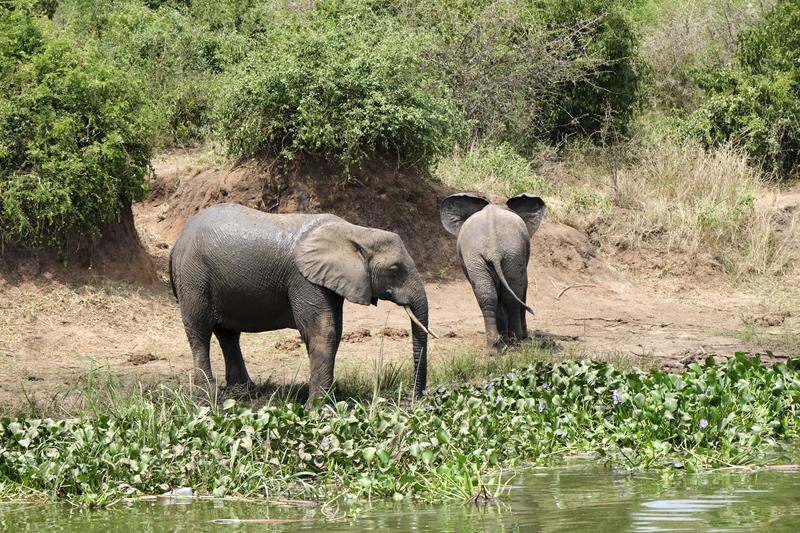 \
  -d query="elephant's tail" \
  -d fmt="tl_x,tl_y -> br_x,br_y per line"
168,247 -> 178,302
488,256 -> 534,315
